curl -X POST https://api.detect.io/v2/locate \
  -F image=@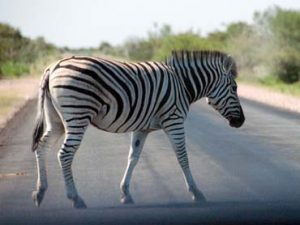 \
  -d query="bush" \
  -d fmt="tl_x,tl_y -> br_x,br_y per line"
254,7 -> 300,83
123,38 -> 155,61
274,50 -> 300,83
0,23 -> 57,78
153,32 -> 224,60
0,61 -> 30,78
